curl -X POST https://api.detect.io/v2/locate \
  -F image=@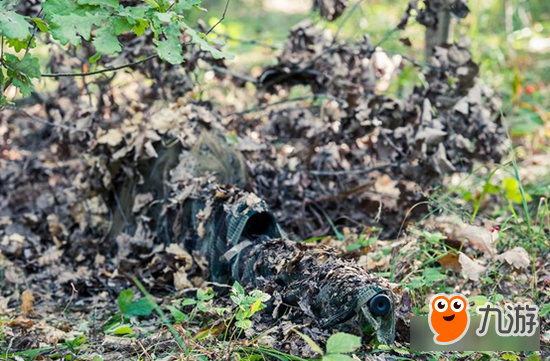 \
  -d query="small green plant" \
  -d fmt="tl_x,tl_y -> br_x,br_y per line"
176,286 -> 229,325
63,334 -> 87,356
295,331 -> 361,361
221,282 -> 270,342
229,281 -> 270,330
182,286 -> 215,312
103,288 -> 155,335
